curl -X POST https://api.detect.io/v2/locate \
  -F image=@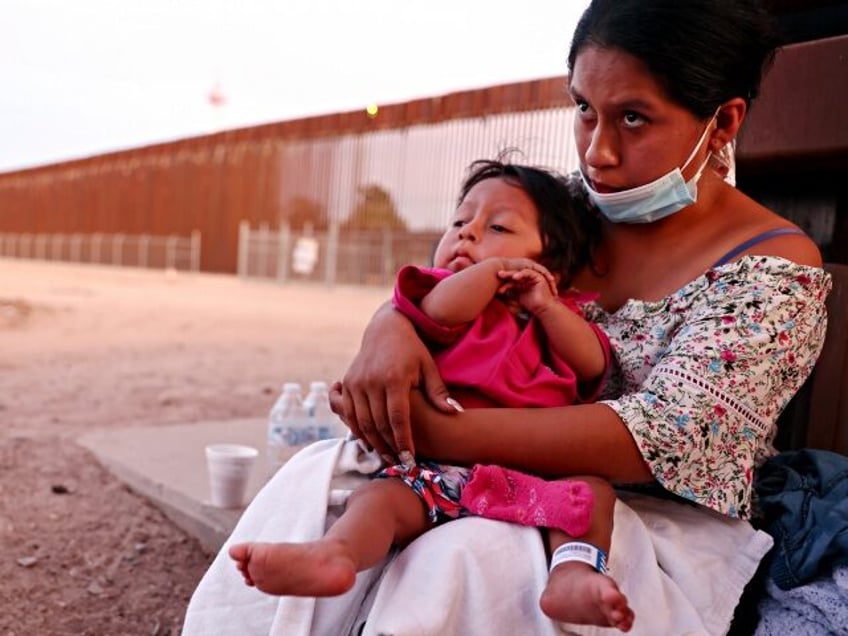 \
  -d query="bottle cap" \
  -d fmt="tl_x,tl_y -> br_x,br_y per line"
283,382 -> 302,393
309,381 -> 328,391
